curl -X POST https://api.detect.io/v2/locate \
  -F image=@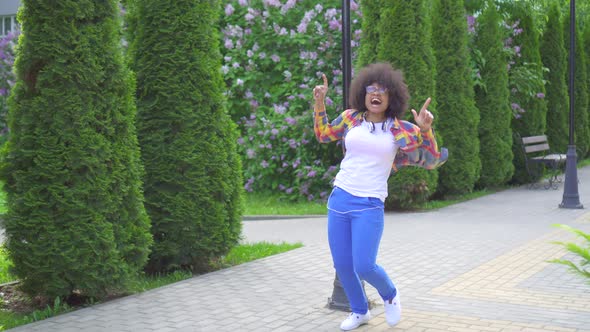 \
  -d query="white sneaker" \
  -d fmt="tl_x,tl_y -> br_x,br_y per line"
384,292 -> 401,326
340,311 -> 371,331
